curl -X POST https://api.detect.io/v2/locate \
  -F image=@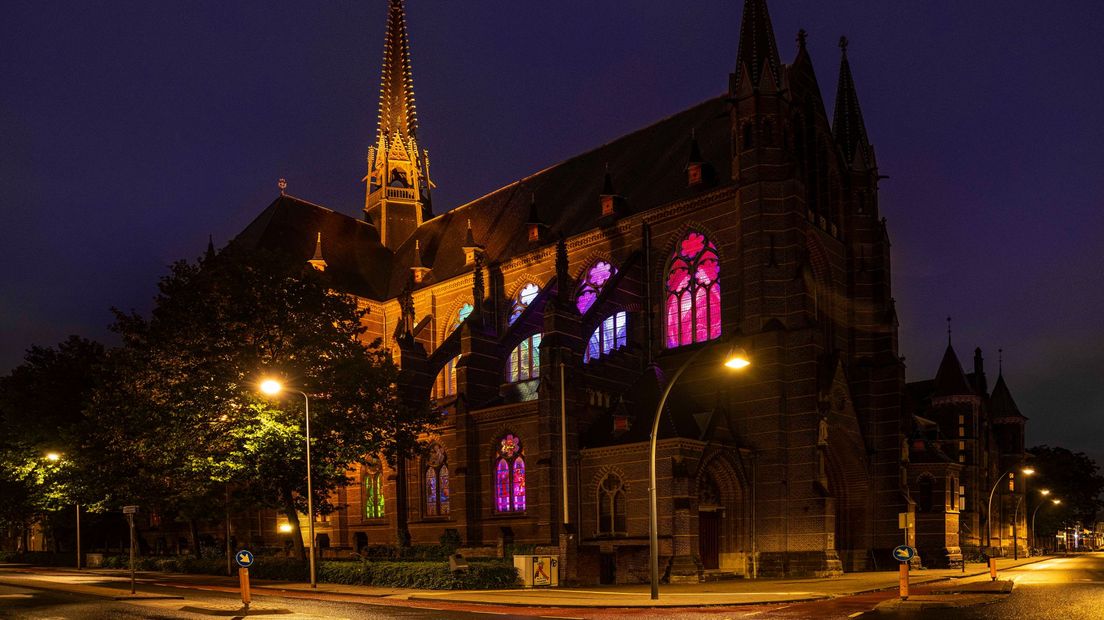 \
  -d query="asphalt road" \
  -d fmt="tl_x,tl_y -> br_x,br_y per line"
872,553 -> 1104,620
